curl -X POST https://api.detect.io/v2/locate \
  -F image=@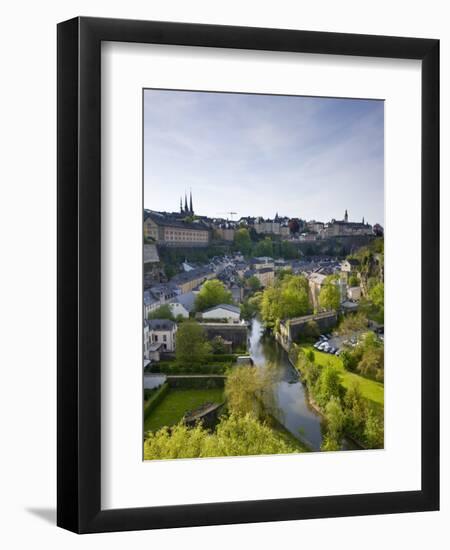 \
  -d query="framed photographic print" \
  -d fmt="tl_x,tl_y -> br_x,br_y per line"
57,17 -> 439,533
